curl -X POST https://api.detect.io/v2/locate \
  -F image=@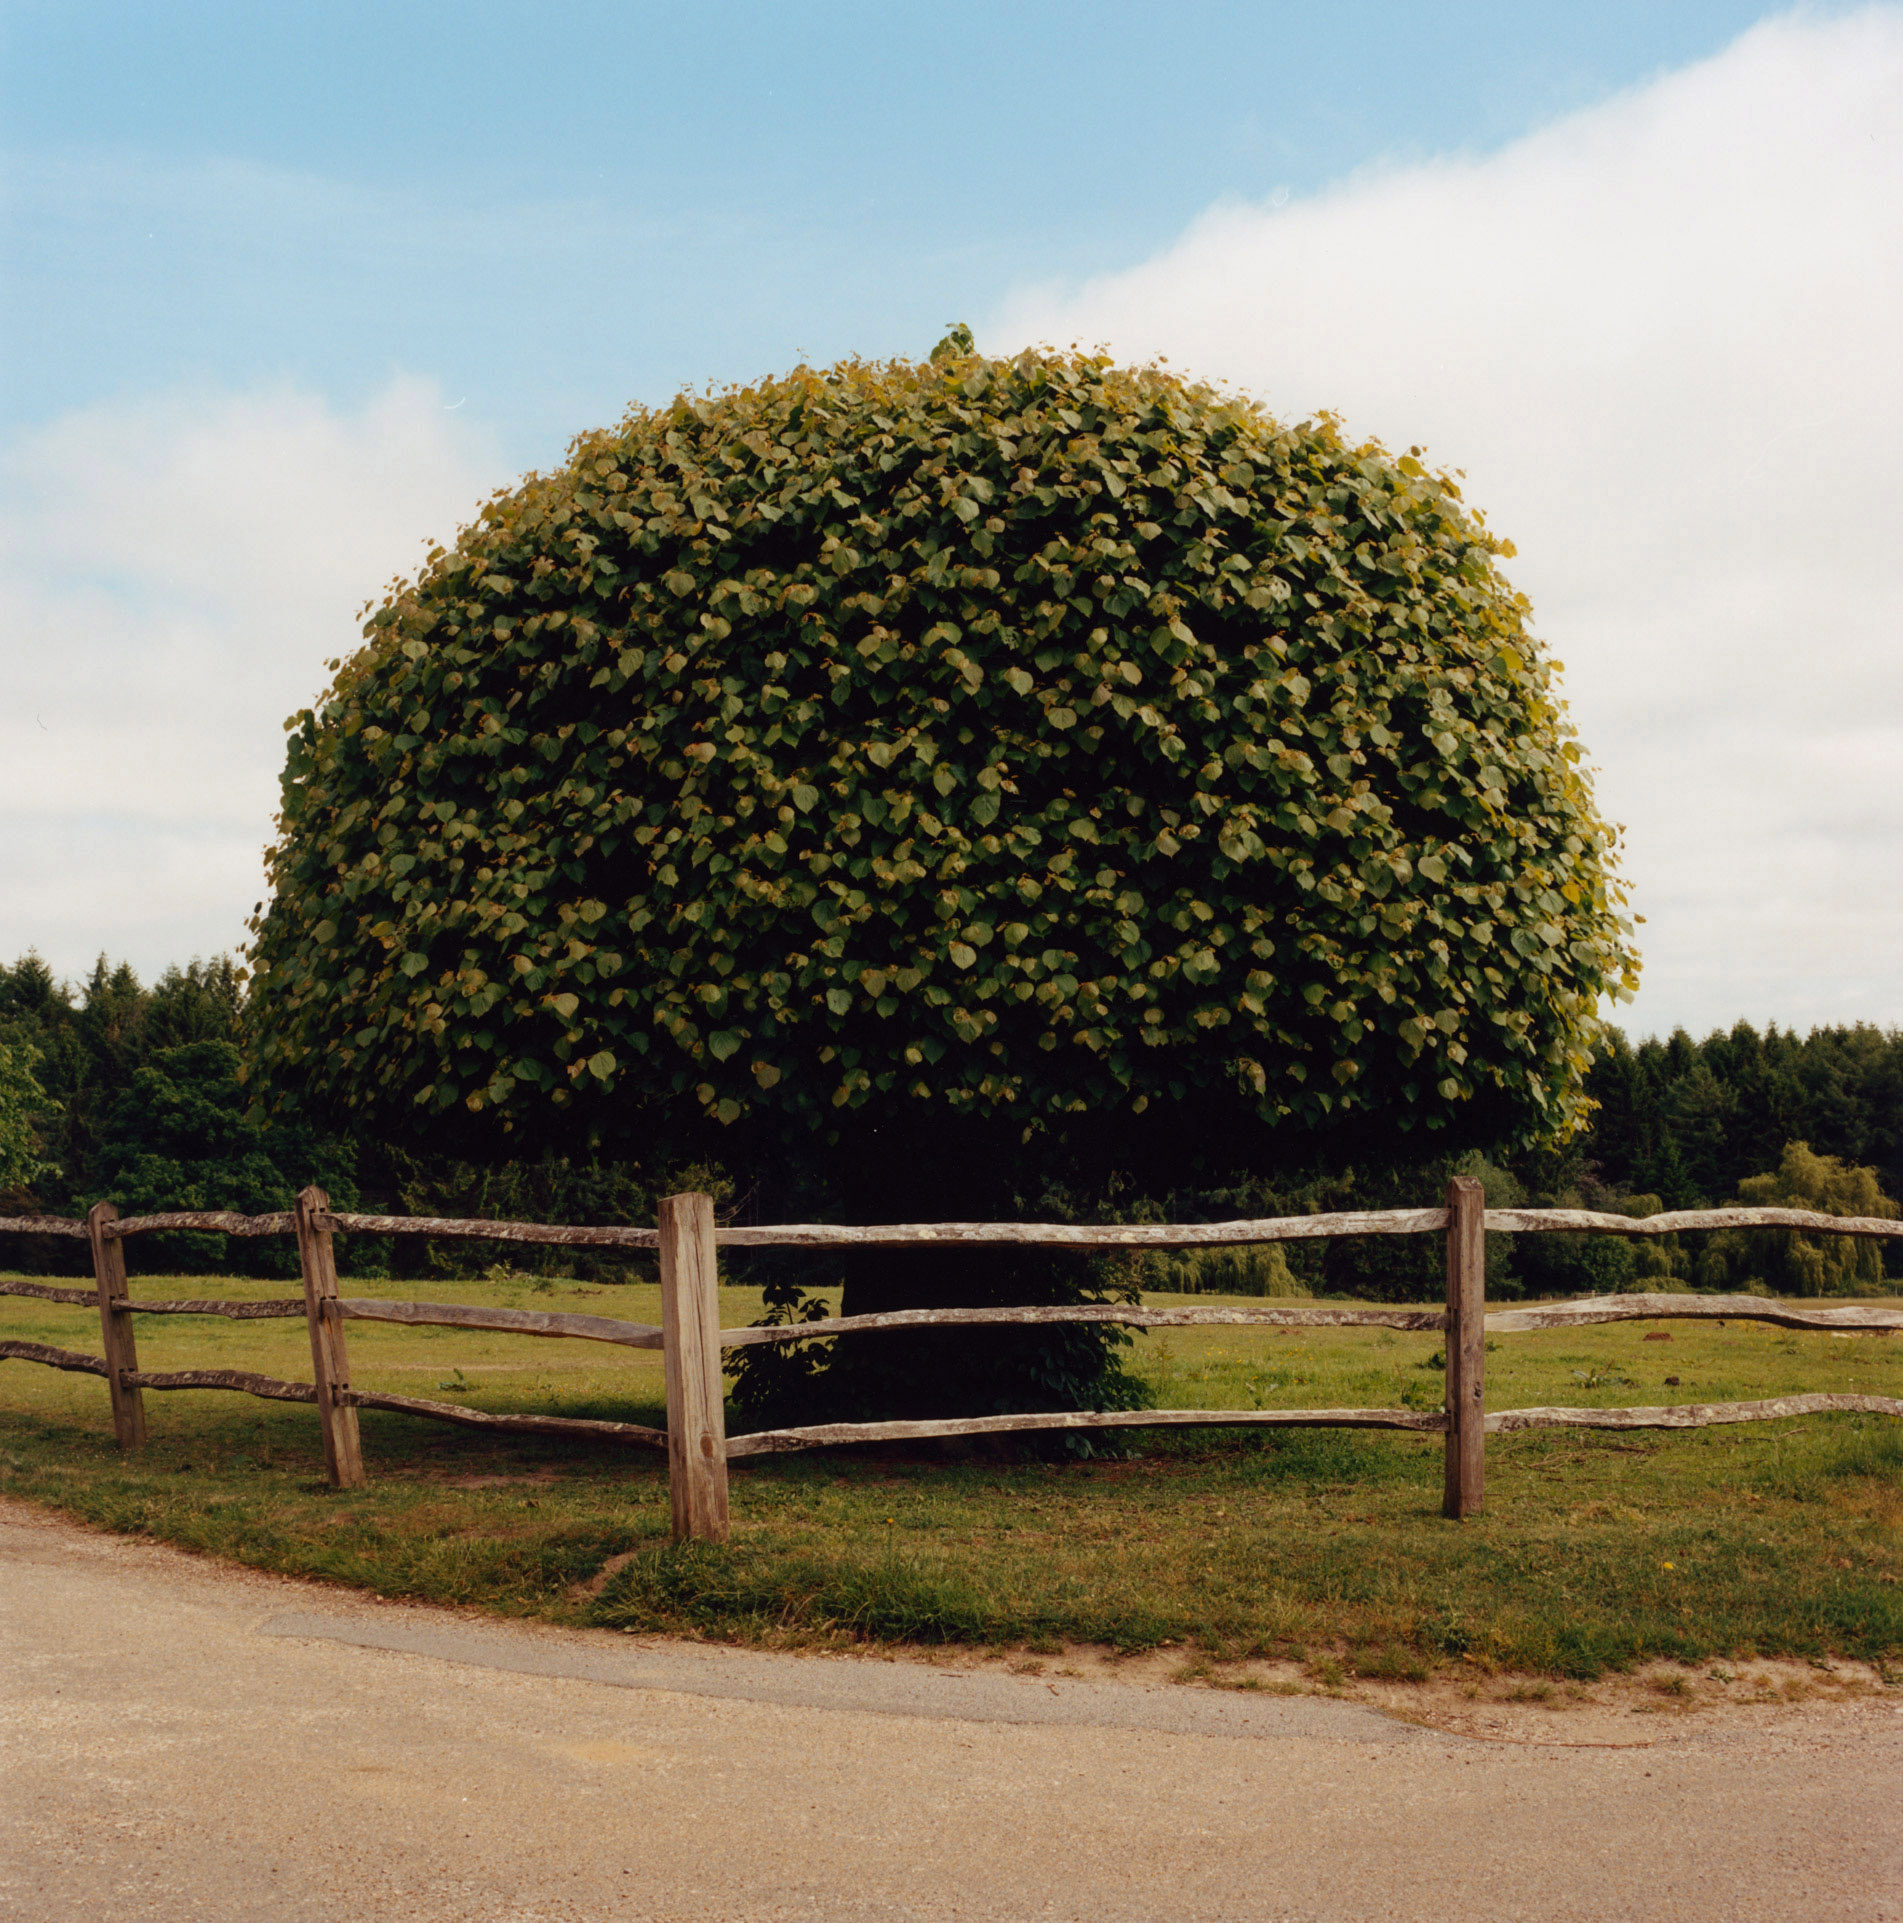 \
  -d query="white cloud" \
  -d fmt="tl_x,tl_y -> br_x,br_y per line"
0,379 -> 505,983
988,8 -> 1903,1040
